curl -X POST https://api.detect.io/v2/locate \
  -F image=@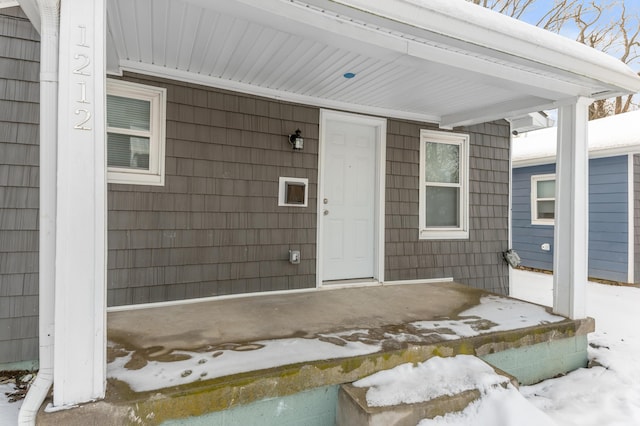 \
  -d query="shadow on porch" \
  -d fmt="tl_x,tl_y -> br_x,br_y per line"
38,281 -> 593,425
